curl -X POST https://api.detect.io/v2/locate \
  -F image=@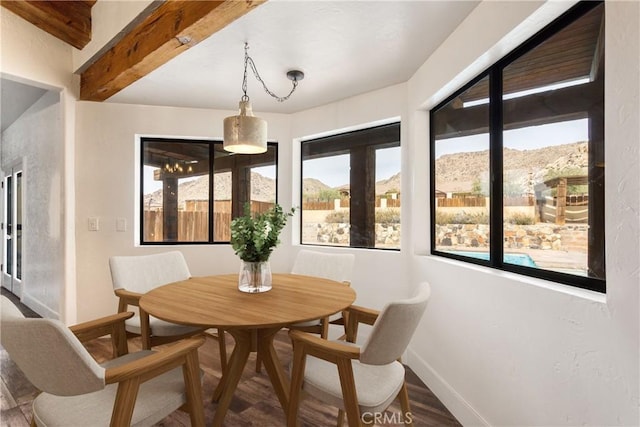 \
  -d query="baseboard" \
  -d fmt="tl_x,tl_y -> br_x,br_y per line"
406,347 -> 490,427
21,292 -> 59,320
